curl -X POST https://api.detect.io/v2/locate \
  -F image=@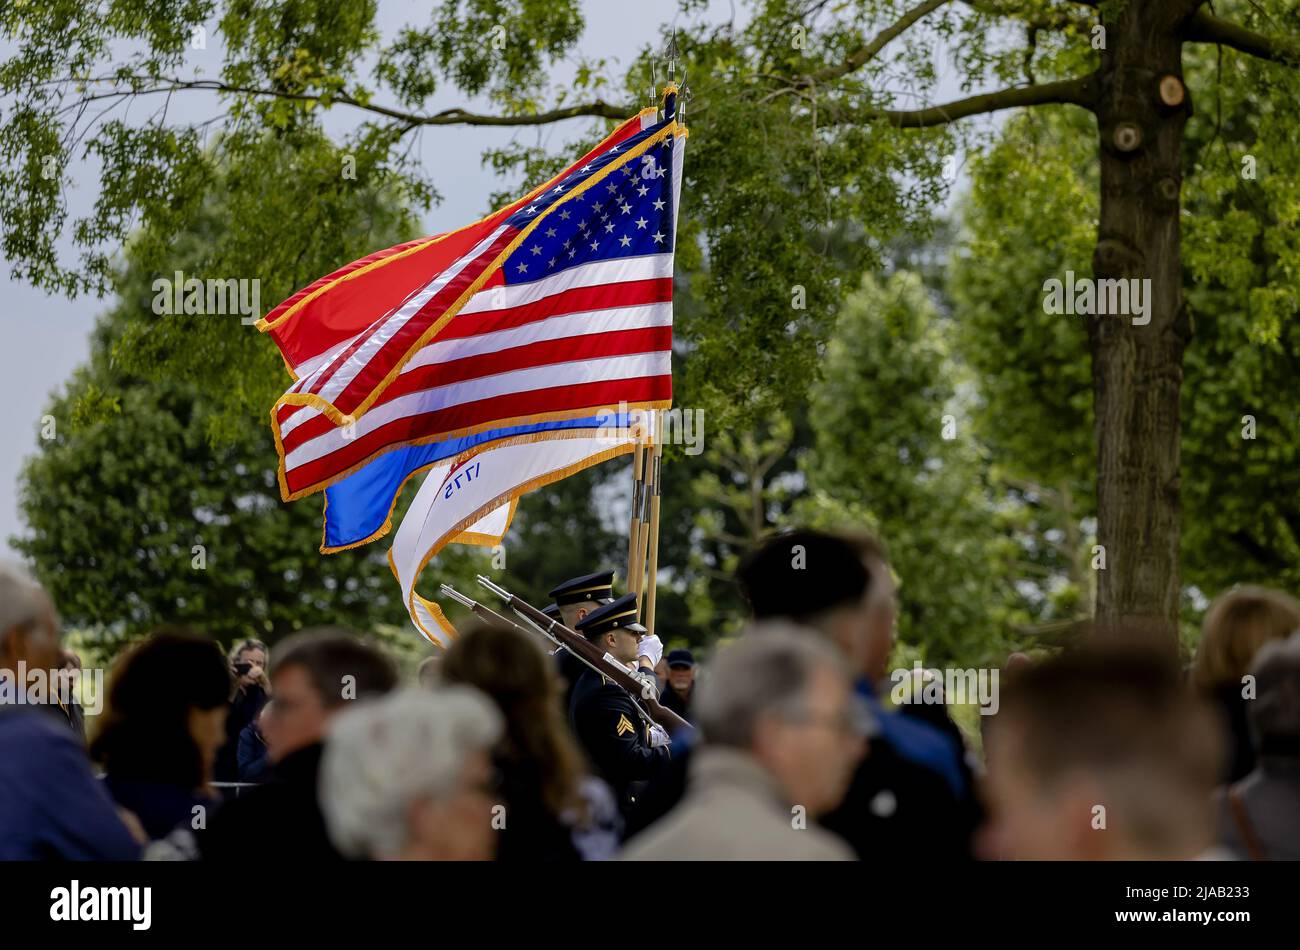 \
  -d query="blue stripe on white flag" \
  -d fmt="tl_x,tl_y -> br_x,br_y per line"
322,413 -> 633,550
